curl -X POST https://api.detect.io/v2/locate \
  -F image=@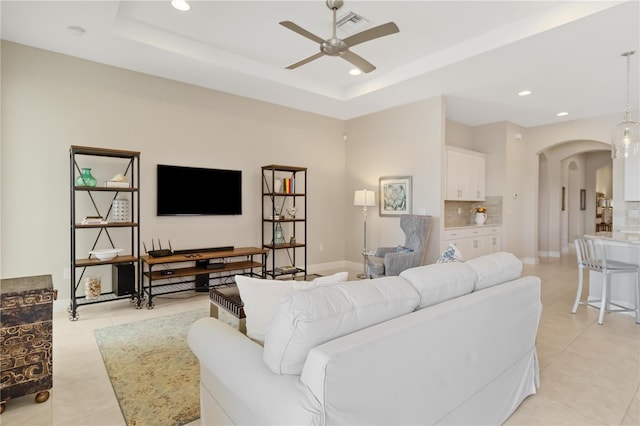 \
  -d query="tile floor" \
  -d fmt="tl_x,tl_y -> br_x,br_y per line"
1,255 -> 638,425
